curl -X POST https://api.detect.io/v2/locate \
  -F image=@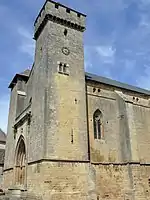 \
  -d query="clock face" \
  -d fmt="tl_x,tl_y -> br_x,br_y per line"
62,47 -> 70,56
